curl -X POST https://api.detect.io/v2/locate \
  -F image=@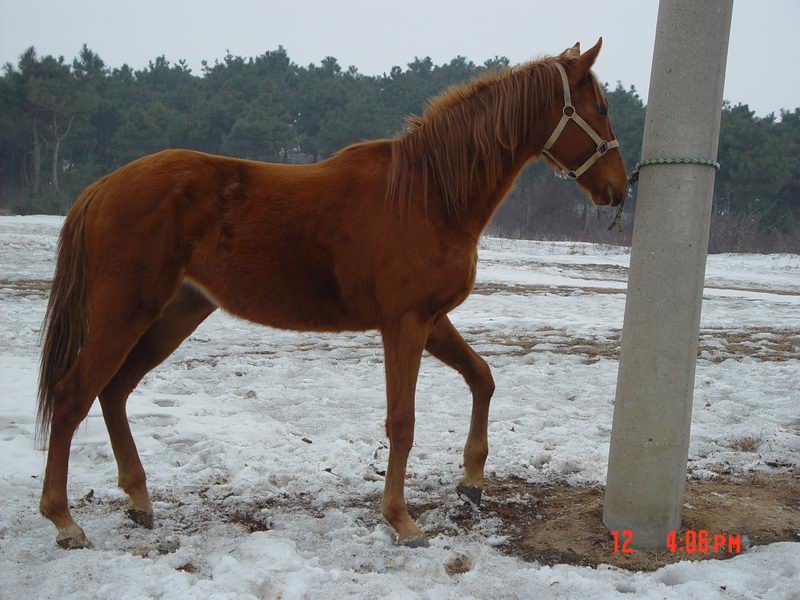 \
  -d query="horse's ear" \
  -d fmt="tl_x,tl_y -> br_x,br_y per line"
570,37 -> 602,82
561,42 -> 581,59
